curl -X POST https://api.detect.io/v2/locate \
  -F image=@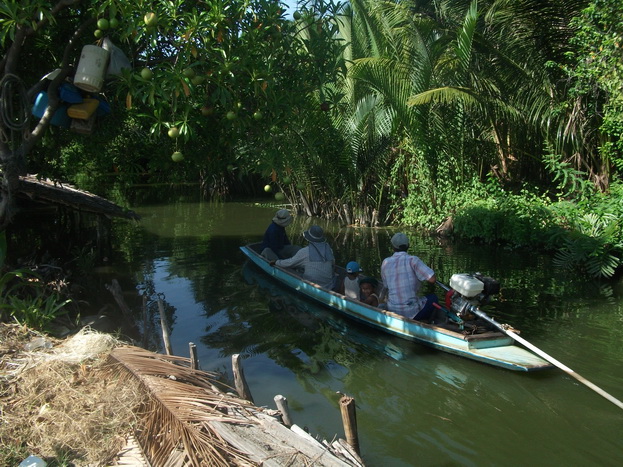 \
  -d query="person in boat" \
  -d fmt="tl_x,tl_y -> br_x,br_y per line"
359,277 -> 379,307
338,261 -> 362,299
271,225 -> 335,289
260,209 -> 301,261
380,232 -> 438,320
